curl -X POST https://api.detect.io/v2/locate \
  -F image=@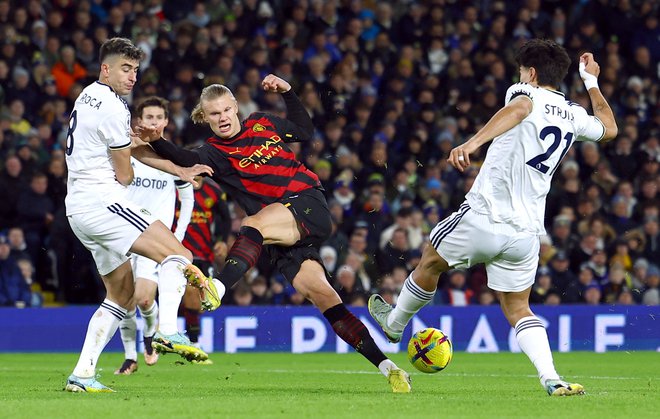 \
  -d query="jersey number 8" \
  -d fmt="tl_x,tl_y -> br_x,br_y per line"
65,110 -> 78,156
